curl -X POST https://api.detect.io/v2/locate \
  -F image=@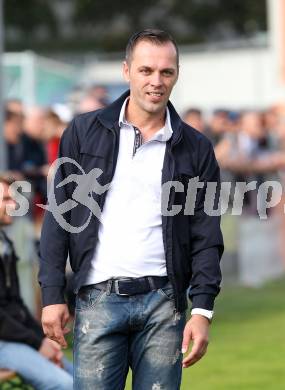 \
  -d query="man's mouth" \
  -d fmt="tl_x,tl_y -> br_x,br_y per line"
147,92 -> 164,97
